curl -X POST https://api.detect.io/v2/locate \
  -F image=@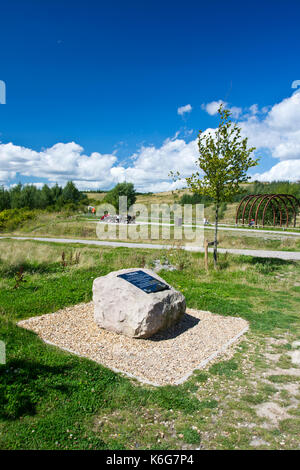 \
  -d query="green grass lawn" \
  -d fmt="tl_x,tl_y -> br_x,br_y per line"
0,239 -> 300,450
